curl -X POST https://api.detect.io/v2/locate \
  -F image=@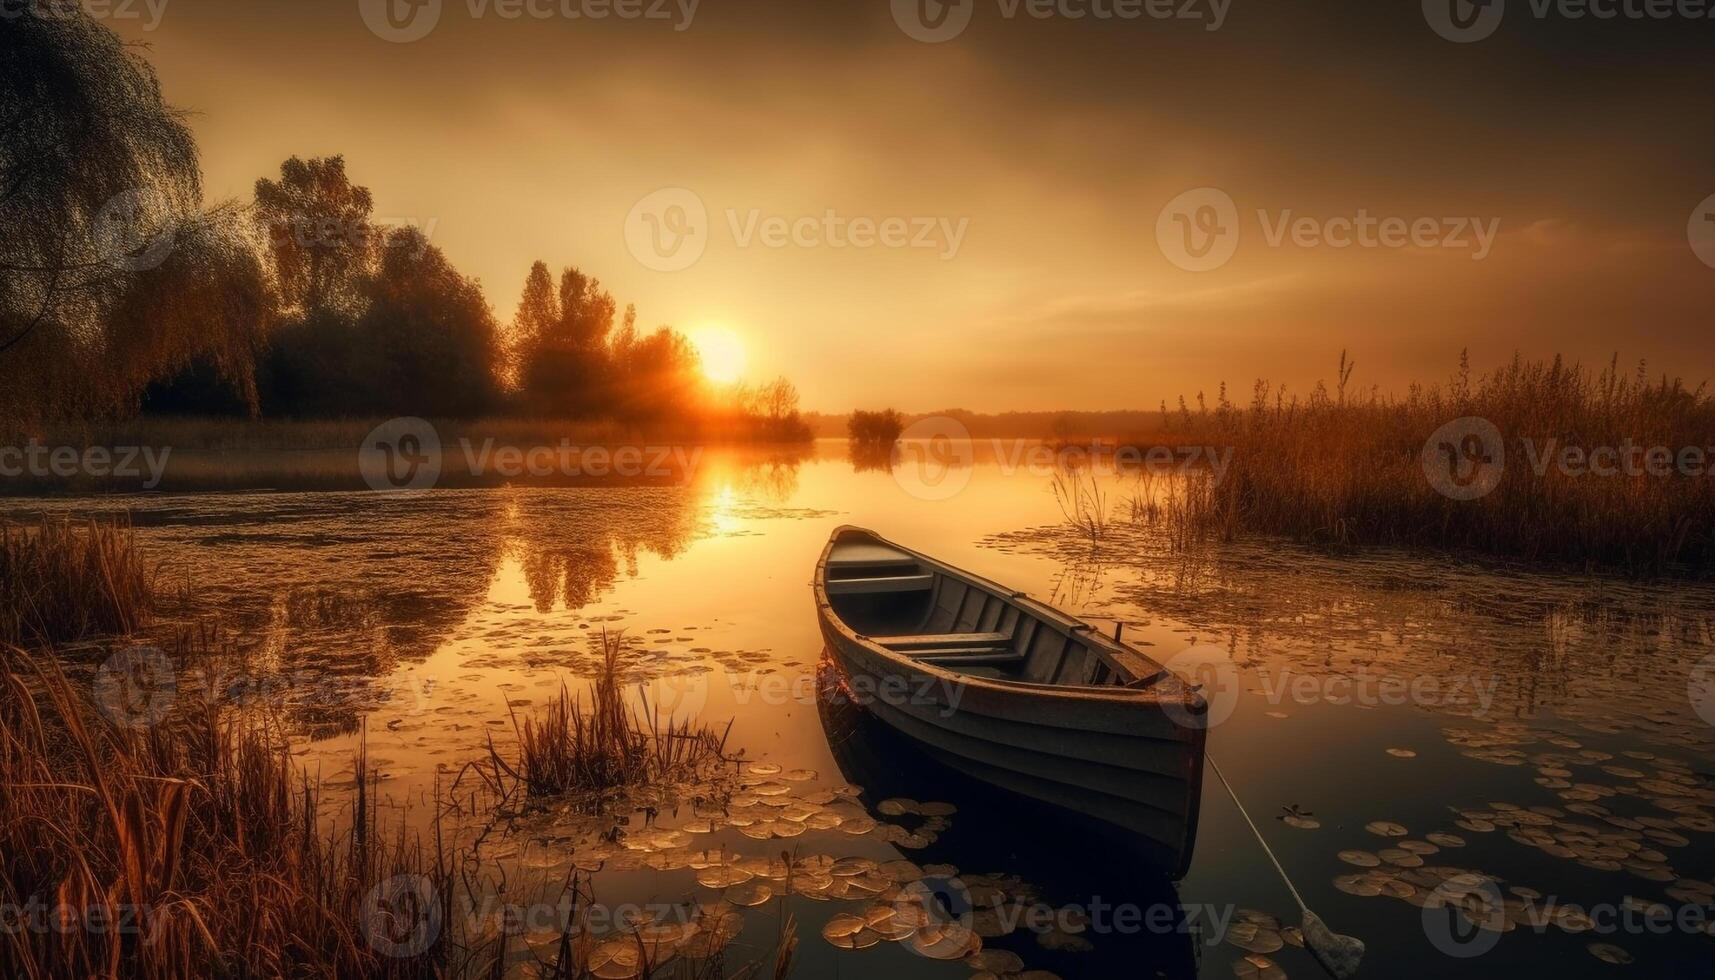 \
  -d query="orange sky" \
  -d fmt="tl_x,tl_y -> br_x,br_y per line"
116,1 -> 1714,412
